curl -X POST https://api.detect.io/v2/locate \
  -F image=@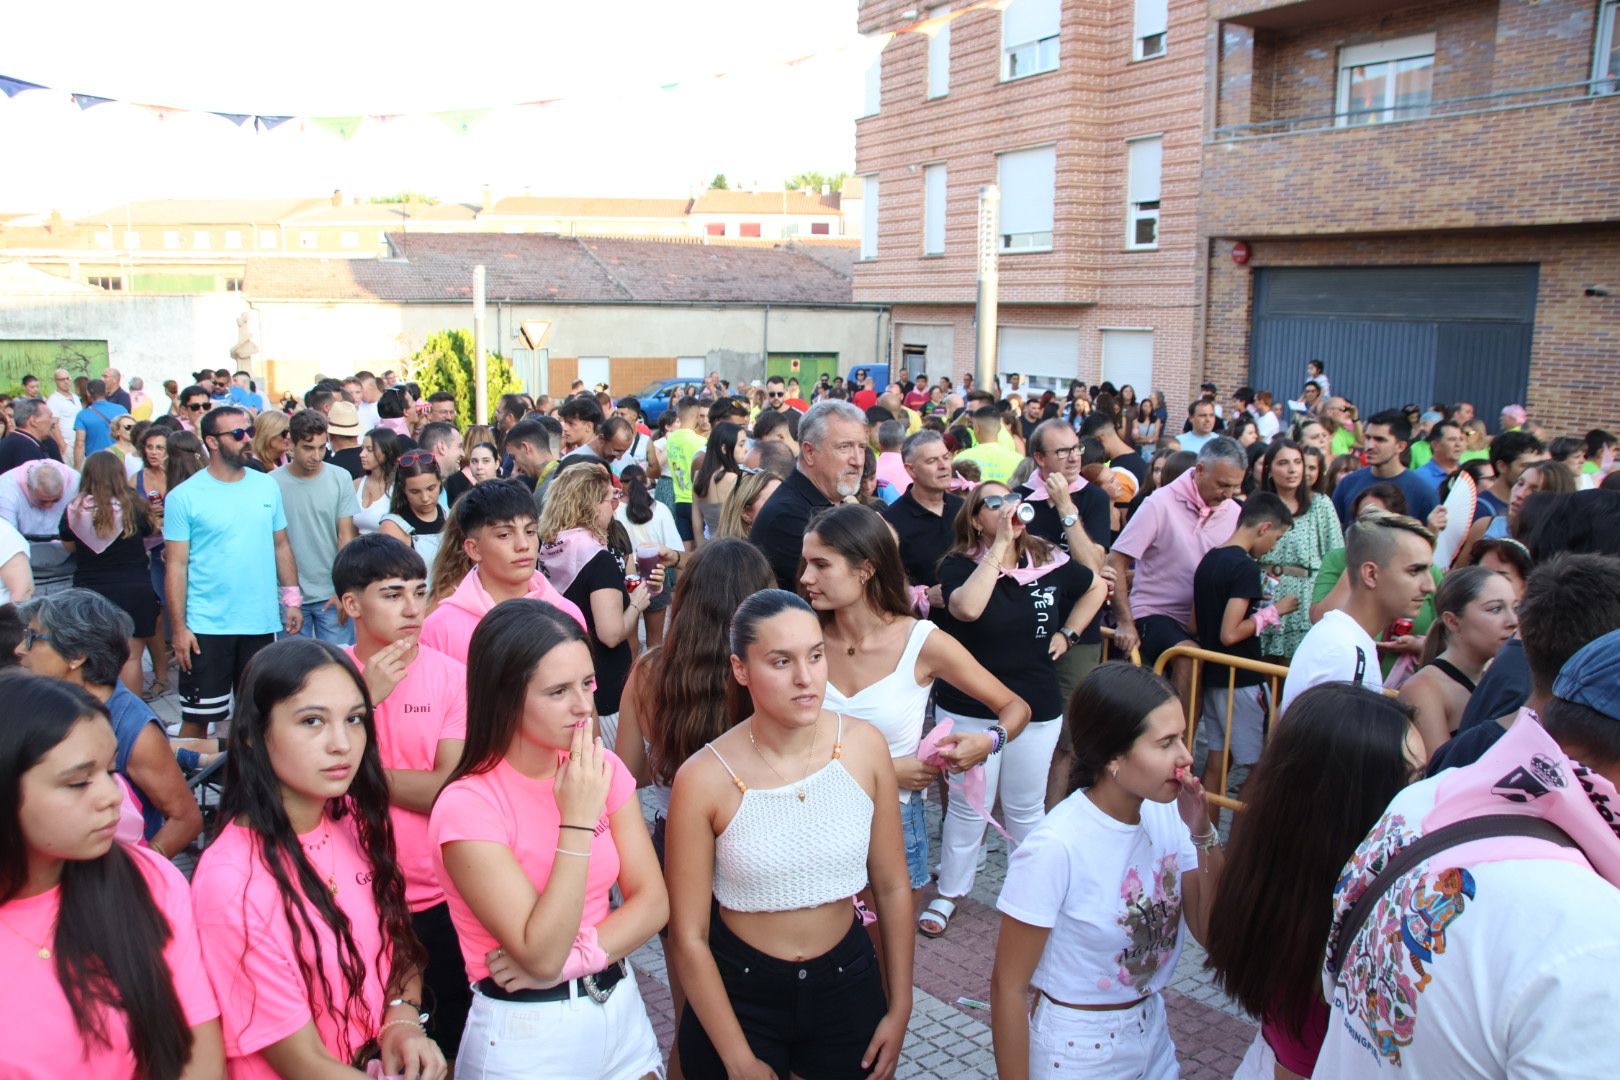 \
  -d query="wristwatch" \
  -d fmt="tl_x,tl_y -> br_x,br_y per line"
1058,627 -> 1081,648
1060,512 -> 1079,528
